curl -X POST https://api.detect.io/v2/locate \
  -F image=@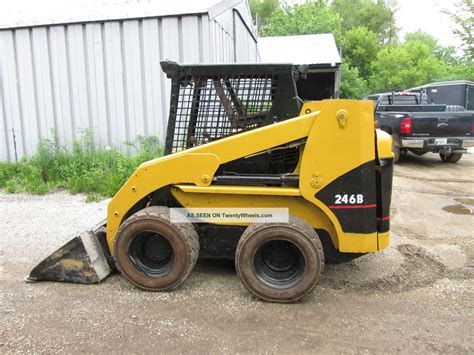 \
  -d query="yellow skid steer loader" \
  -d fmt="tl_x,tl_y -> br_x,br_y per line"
28,62 -> 393,302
